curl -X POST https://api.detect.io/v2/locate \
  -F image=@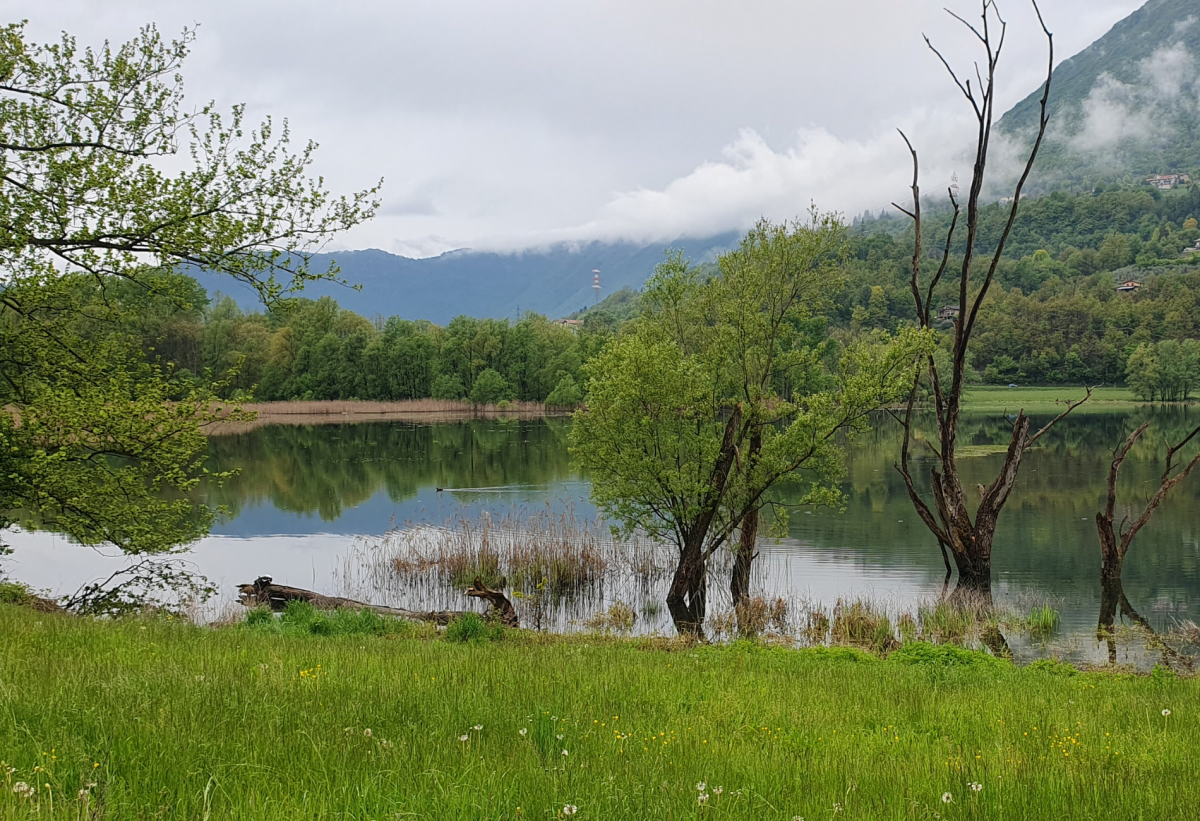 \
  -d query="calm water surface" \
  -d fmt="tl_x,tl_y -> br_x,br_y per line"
6,409 -> 1199,655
